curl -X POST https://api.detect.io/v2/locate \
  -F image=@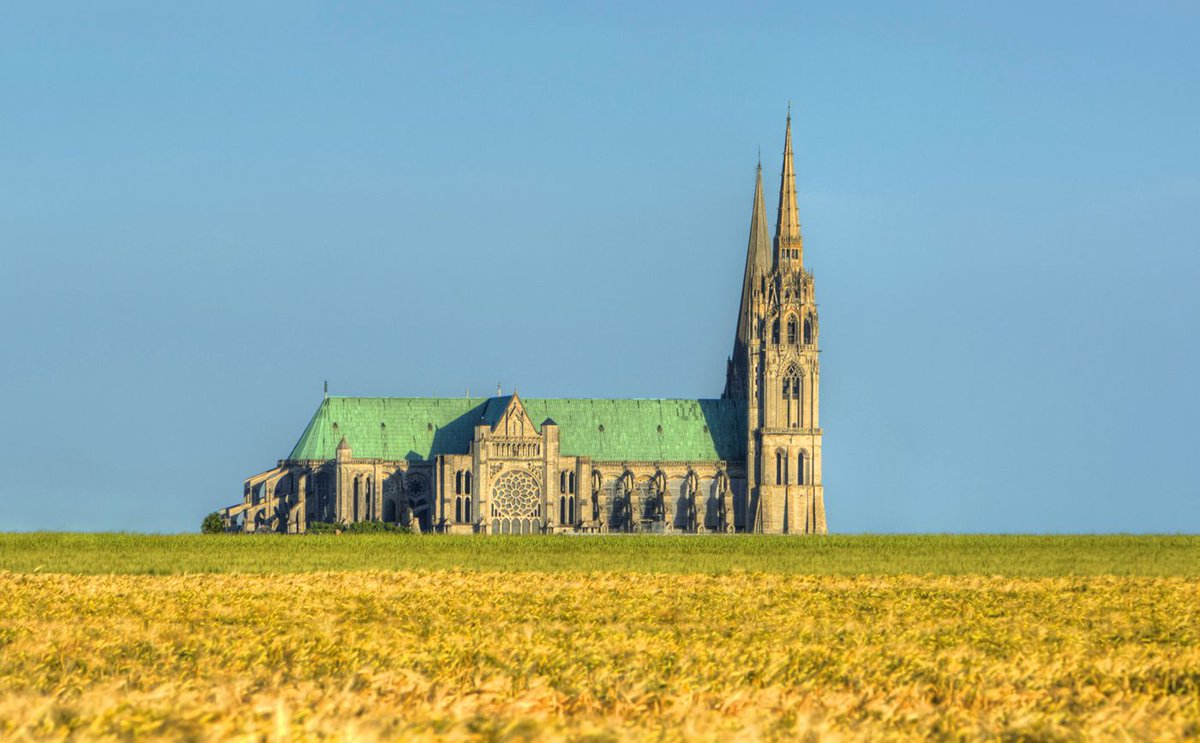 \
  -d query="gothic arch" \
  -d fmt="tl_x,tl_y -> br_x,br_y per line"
406,473 -> 431,532
612,470 -> 636,532
383,471 -> 405,525
782,363 -> 803,428
774,449 -> 788,485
